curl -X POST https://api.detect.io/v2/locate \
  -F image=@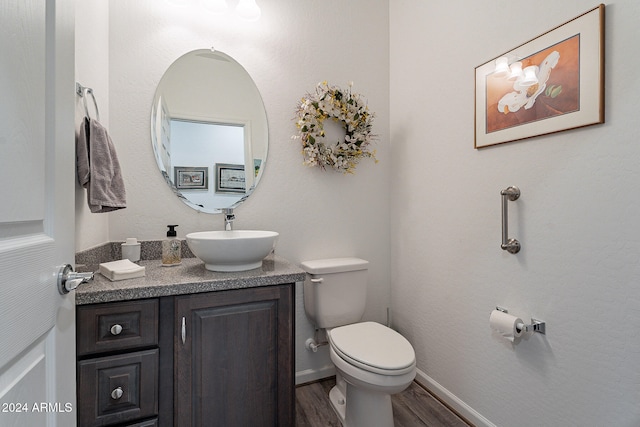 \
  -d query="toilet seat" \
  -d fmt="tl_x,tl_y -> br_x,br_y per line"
328,322 -> 415,376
